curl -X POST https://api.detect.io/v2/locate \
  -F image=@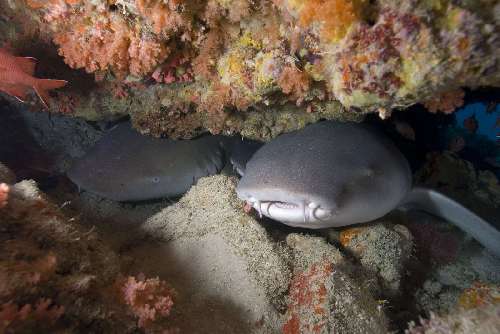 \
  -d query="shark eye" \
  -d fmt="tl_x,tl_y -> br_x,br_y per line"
308,202 -> 318,209
151,176 -> 160,184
